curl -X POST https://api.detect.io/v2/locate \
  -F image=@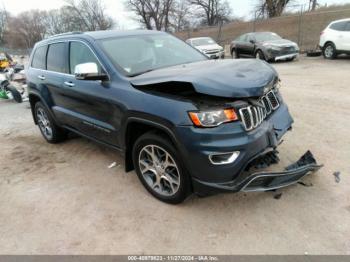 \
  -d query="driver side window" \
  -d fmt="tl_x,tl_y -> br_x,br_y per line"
69,42 -> 102,74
